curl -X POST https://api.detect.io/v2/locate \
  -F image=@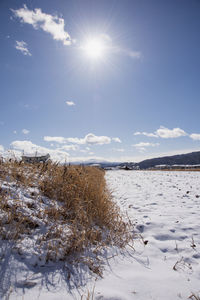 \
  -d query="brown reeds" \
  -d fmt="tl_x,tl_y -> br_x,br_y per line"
0,159 -> 132,270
